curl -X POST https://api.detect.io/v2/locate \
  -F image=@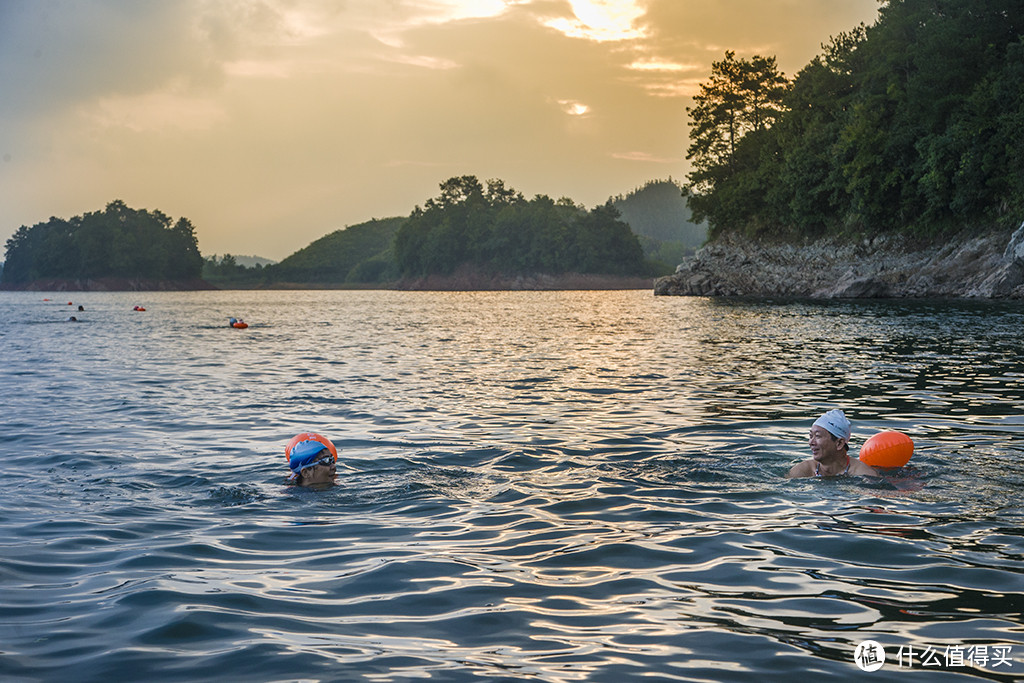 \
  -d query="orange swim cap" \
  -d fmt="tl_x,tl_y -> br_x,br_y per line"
285,432 -> 338,463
